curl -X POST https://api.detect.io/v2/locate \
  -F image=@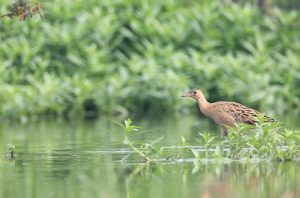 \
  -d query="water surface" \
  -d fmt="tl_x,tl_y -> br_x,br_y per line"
0,117 -> 299,198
